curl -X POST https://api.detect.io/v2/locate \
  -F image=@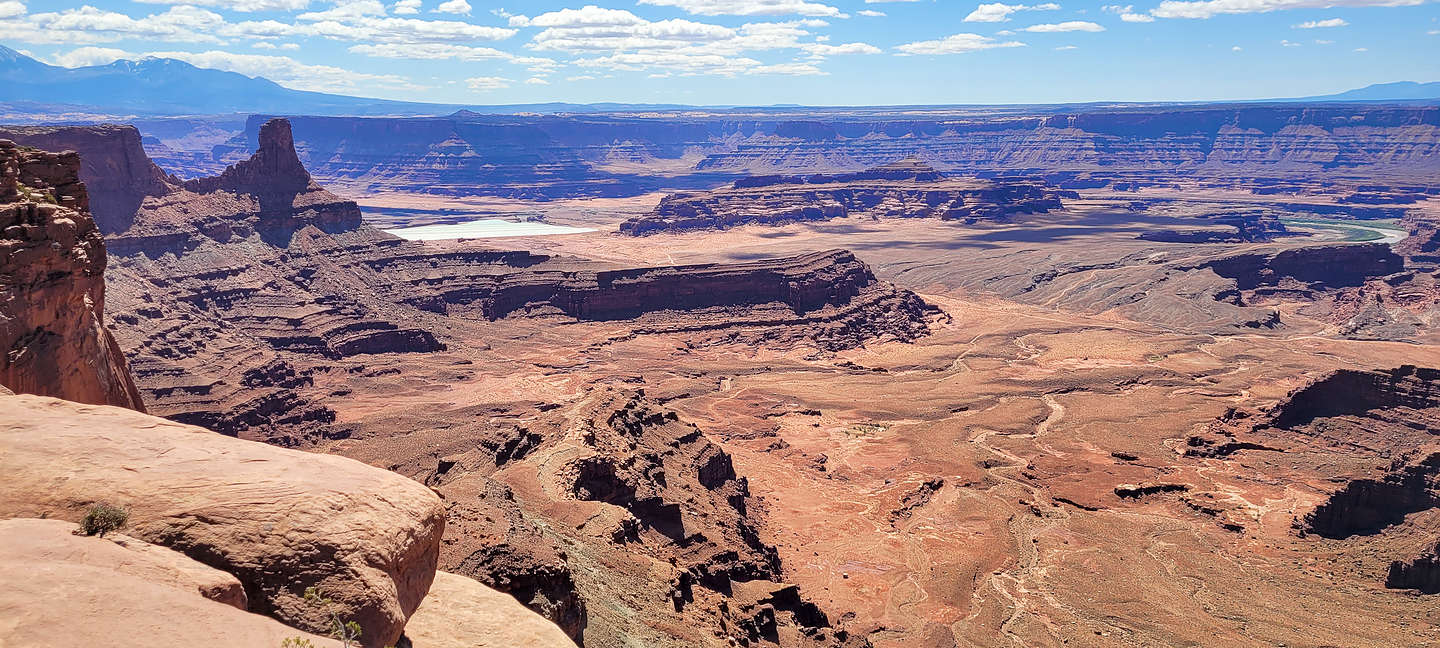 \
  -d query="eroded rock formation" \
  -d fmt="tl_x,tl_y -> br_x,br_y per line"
619,160 -> 1074,235
0,139 -> 144,410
